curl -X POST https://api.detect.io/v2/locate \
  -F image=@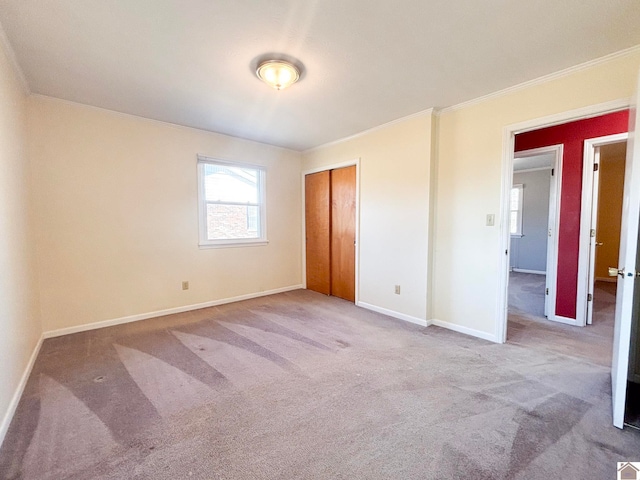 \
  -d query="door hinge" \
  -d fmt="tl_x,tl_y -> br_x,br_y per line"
551,168 -> 554,176
545,288 -> 549,295
587,293 -> 593,302
594,163 -> 599,172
